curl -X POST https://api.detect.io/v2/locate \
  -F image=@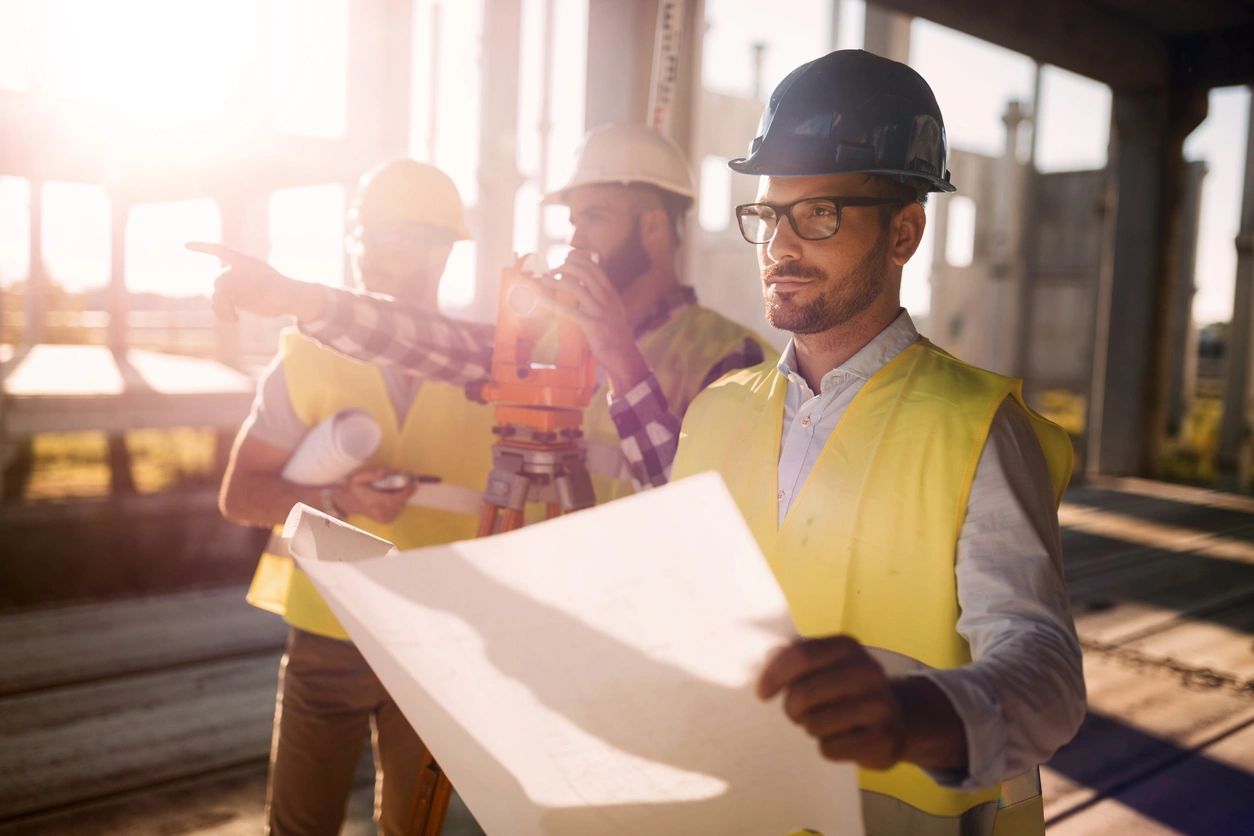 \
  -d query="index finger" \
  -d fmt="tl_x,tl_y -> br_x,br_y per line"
756,635 -> 863,700
186,241 -> 250,263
